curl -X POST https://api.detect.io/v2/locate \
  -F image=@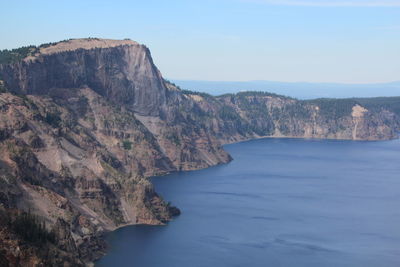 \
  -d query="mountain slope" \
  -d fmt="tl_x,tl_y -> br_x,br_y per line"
177,89 -> 399,143
0,38 -> 230,265
0,38 -> 399,266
